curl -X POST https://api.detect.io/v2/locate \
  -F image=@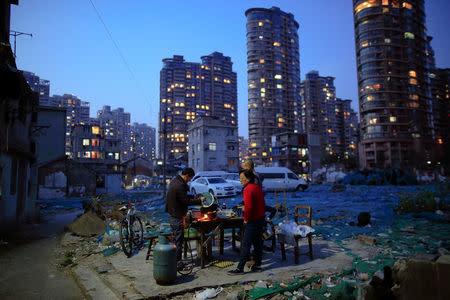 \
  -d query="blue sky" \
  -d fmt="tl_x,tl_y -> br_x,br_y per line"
11,0 -> 450,138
